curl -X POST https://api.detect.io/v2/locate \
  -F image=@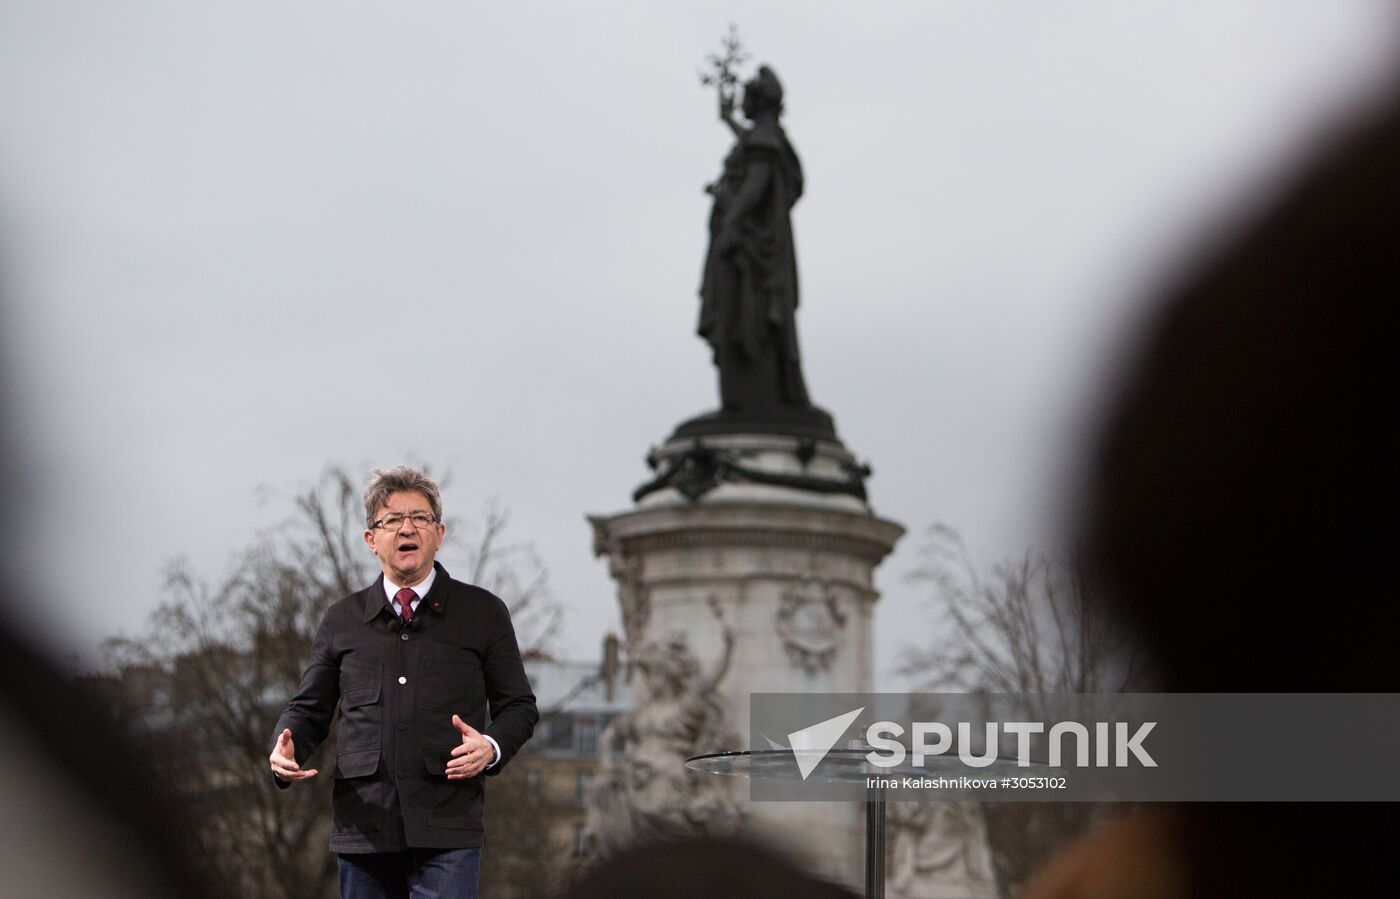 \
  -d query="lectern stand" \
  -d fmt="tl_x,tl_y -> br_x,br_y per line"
685,748 -> 899,899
